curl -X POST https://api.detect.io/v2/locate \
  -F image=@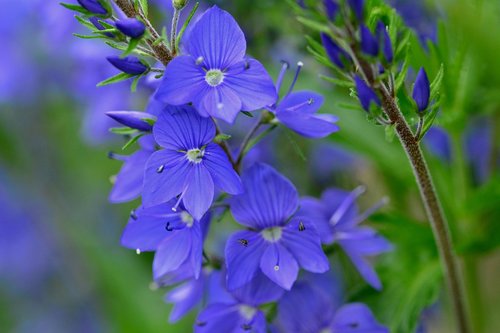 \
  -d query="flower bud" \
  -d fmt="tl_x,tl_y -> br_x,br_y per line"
107,56 -> 148,75
360,25 -> 379,56
106,111 -> 156,131
320,32 -> 351,69
115,18 -> 146,39
376,21 -> 393,63
412,67 -> 430,112
323,0 -> 339,20
172,0 -> 189,10
77,0 -> 108,15
89,17 -> 114,38
354,76 -> 381,112
347,0 -> 364,20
